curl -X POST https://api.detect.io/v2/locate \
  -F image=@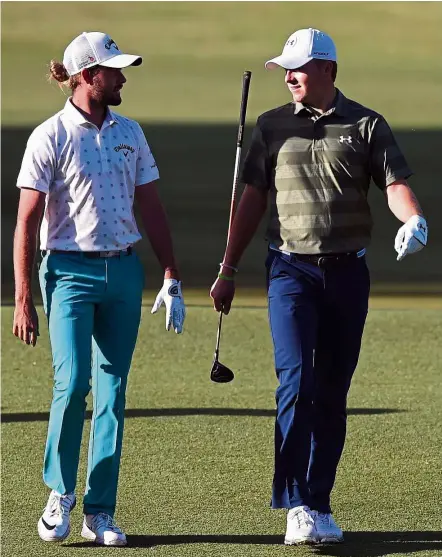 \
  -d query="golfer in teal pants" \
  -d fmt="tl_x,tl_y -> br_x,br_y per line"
13,31 -> 186,546
39,251 -> 145,515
